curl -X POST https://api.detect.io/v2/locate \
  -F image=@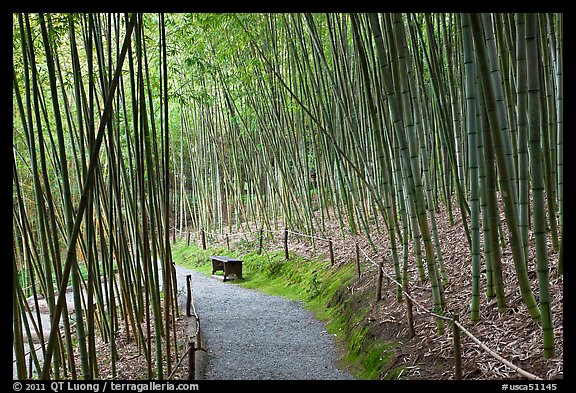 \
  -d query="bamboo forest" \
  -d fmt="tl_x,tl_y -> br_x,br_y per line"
12,13 -> 563,382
